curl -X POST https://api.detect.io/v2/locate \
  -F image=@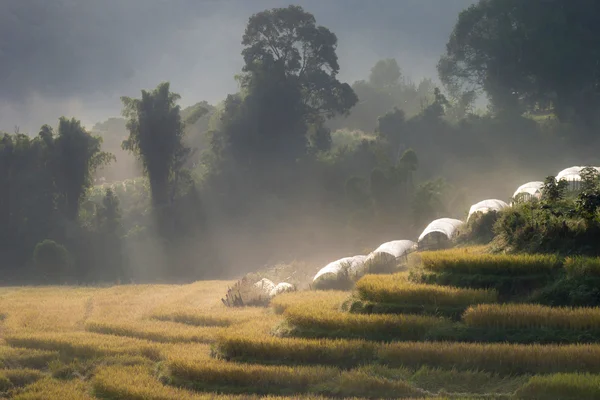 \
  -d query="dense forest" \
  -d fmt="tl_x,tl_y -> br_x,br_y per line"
2,0 -> 600,284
